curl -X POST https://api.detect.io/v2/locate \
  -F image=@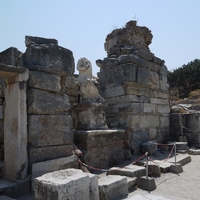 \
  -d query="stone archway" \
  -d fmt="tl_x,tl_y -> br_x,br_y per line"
0,63 -> 29,180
